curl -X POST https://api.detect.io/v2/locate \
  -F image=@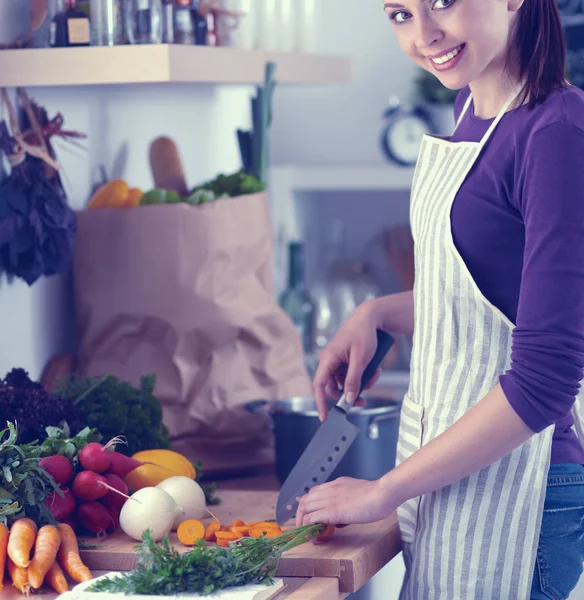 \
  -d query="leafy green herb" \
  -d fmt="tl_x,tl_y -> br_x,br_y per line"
0,422 -> 61,527
89,525 -> 324,596
40,422 -> 102,467
56,373 -> 170,456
